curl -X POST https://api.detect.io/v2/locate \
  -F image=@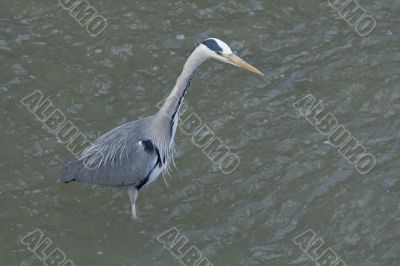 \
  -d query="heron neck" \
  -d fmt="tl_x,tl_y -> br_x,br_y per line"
150,46 -> 207,166
150,46 -> 207,164
159,46 -> 207,119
